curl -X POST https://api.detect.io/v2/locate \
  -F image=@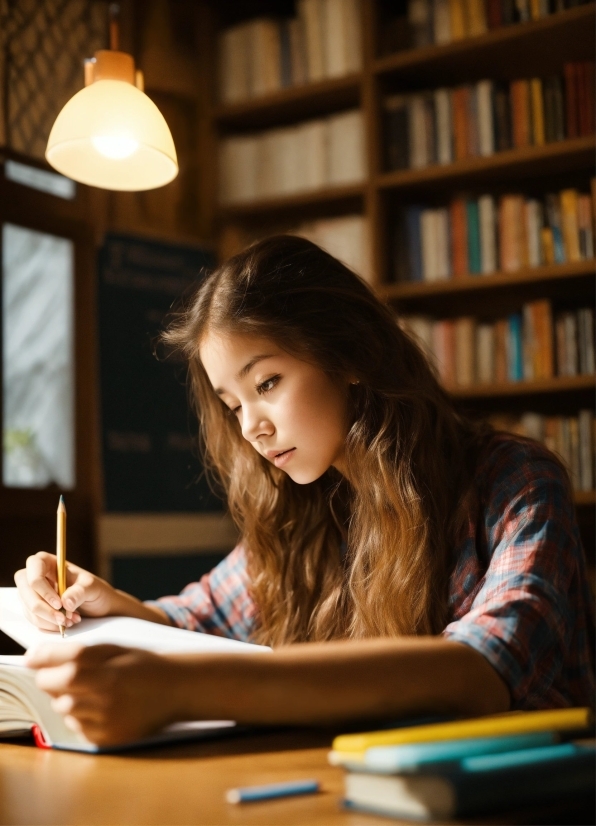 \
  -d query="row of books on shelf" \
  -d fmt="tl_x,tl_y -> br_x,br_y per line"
393,185 -> 595,282
407,0 -> 592,50
217,0 -> 362,104
400,301 -> 595,386
383,62 -> 594,172
331,708 -> 594,820
218,110 -> 364,204
490,410 -> 595,492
